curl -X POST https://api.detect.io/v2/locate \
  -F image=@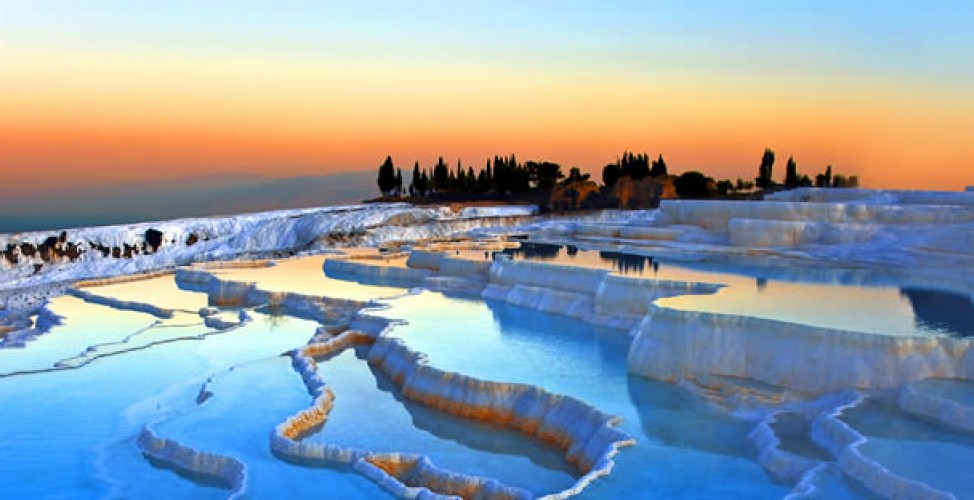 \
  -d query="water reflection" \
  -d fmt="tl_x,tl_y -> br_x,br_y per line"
626,376 -> 757,458
599,251 -> 651,275
493,242 -> 563,261
365,352 -> 578,478
486,242 -> 974,338
900,288 -> 974,337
